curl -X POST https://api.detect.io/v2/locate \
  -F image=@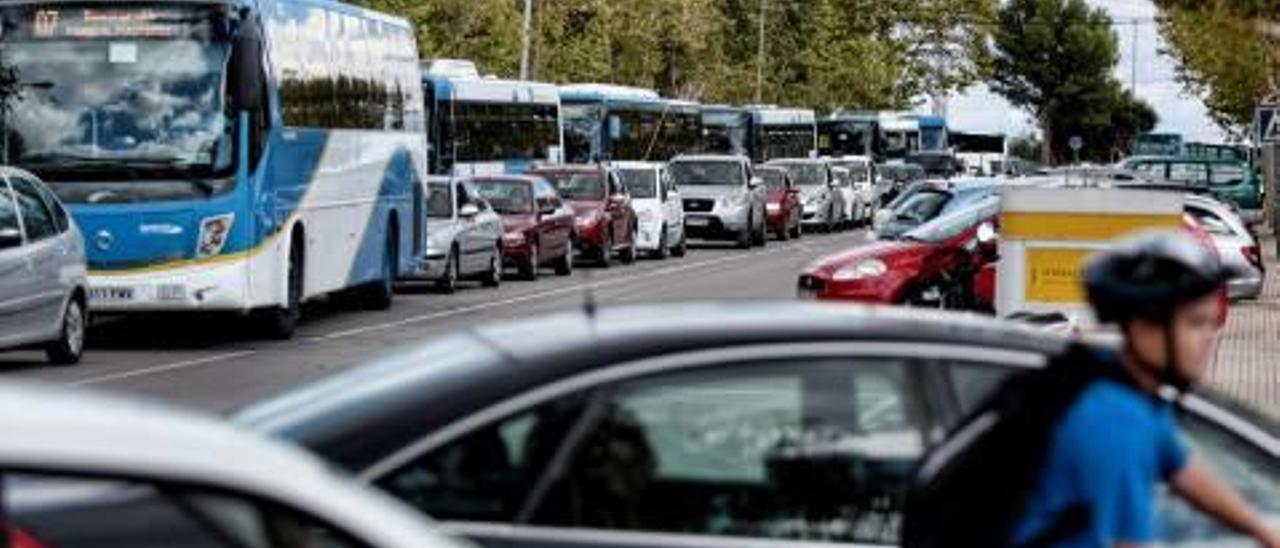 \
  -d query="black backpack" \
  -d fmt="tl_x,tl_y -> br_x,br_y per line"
900,343 -> 1129,548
